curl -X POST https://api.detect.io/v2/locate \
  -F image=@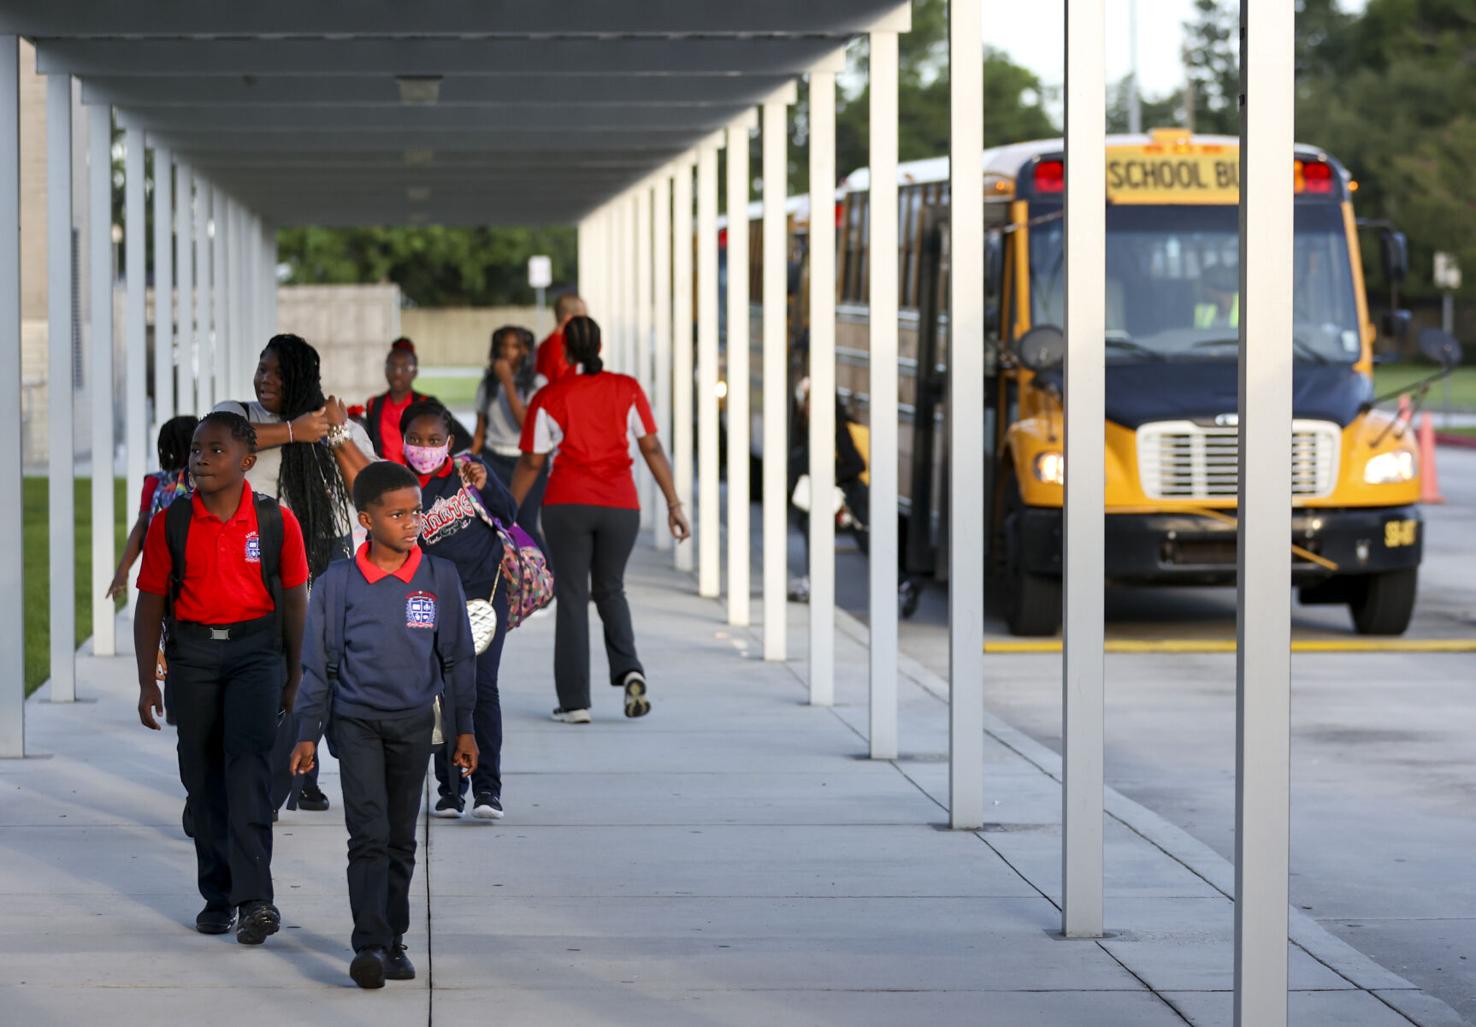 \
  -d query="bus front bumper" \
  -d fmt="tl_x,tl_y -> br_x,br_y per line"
1015,506 -> 1423,585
